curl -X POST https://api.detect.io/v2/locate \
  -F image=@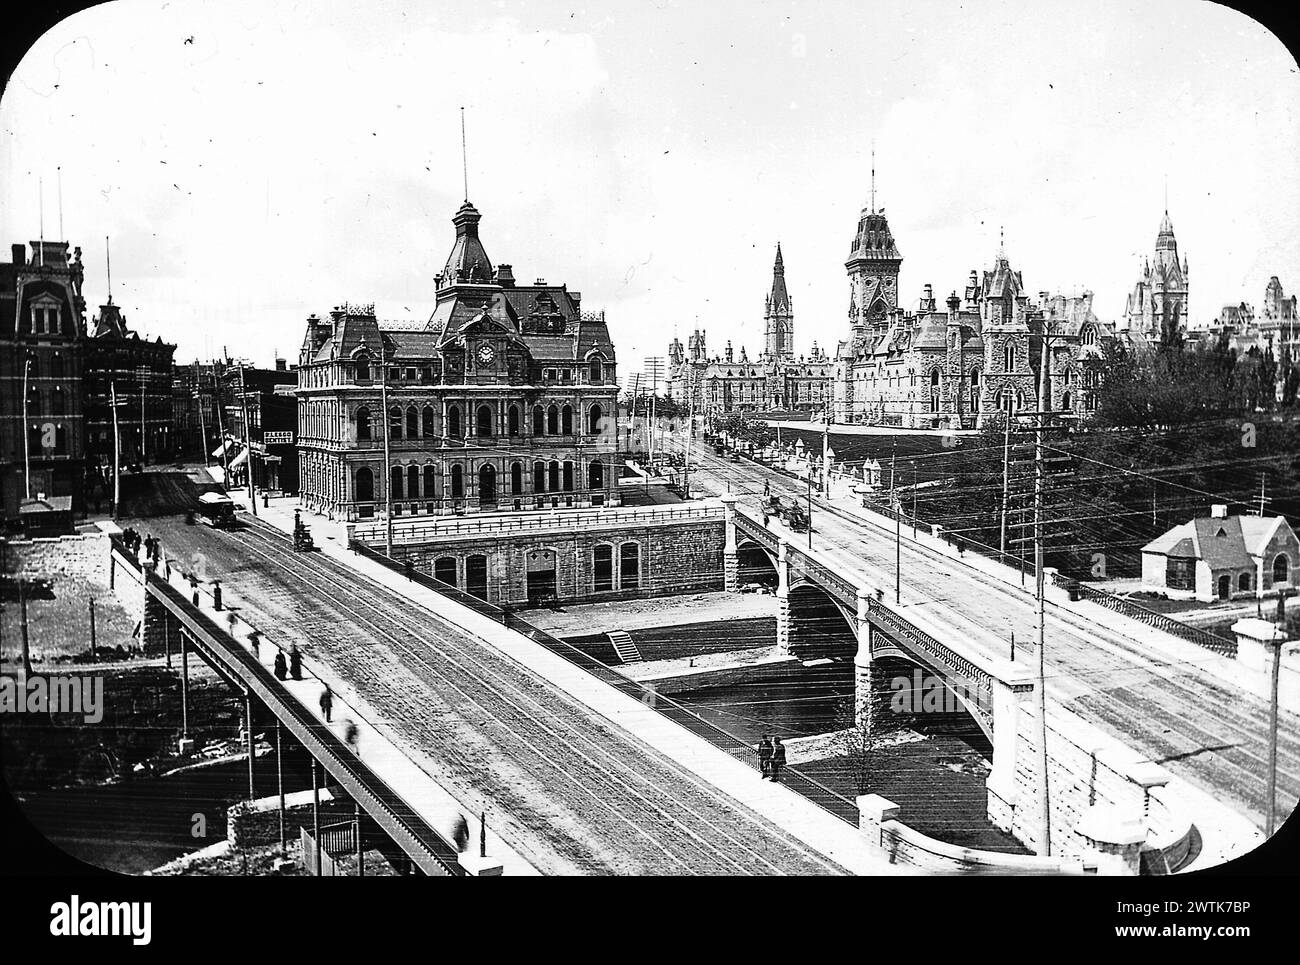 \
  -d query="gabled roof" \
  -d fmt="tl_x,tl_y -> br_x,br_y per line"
1142,513 -> 1294,571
